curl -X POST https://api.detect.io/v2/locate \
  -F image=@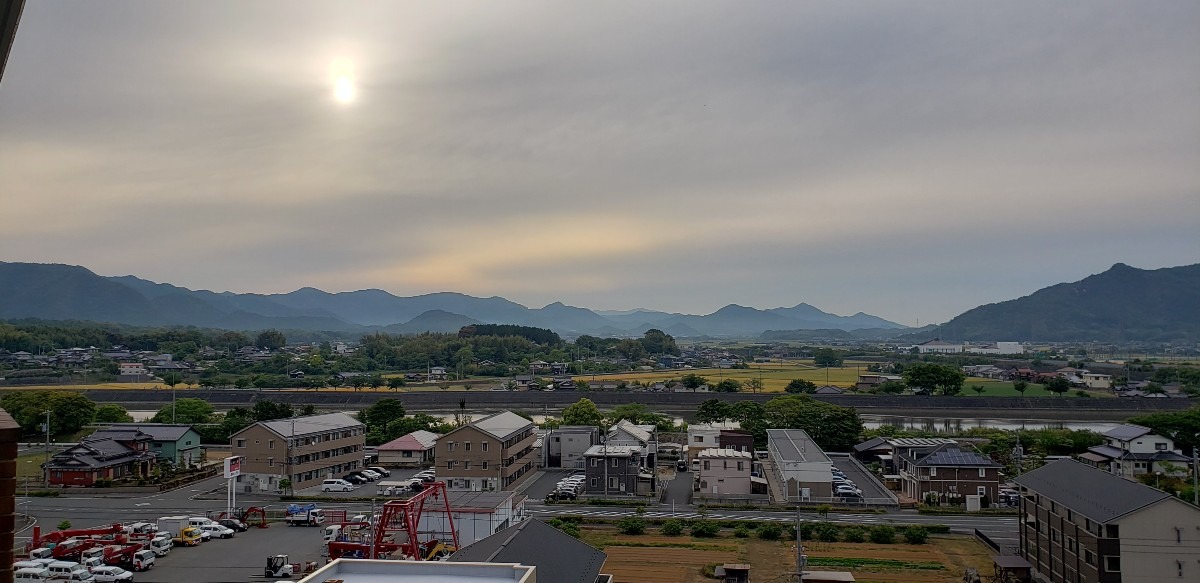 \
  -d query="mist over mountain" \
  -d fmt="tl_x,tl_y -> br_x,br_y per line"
0,262 -> 908,338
